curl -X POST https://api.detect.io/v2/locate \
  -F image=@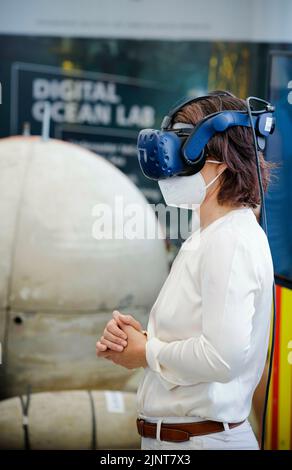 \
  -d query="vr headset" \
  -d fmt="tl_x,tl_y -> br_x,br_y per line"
137,91 -> 275,180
